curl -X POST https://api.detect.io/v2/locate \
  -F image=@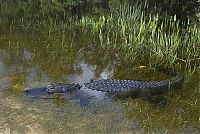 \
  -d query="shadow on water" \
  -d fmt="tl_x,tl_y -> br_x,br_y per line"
0,29 -> 200,133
